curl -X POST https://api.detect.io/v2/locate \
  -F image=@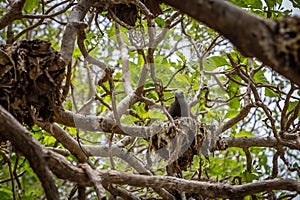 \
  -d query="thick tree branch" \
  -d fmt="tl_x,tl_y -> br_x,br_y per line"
84,145 -> 150,174
38,121 -> 89,163
56,110 -> 149,137
2,107 -> 299,199
161,0 -> 300,86
46,152 -> 300,198
0,106 -> 59,200
116,23 -> 134,95
81,163 -> 106,199
56,110 -> 300,150
97,171 -> 300,198
0,0 -> 25,30
60,0 -> 96,64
